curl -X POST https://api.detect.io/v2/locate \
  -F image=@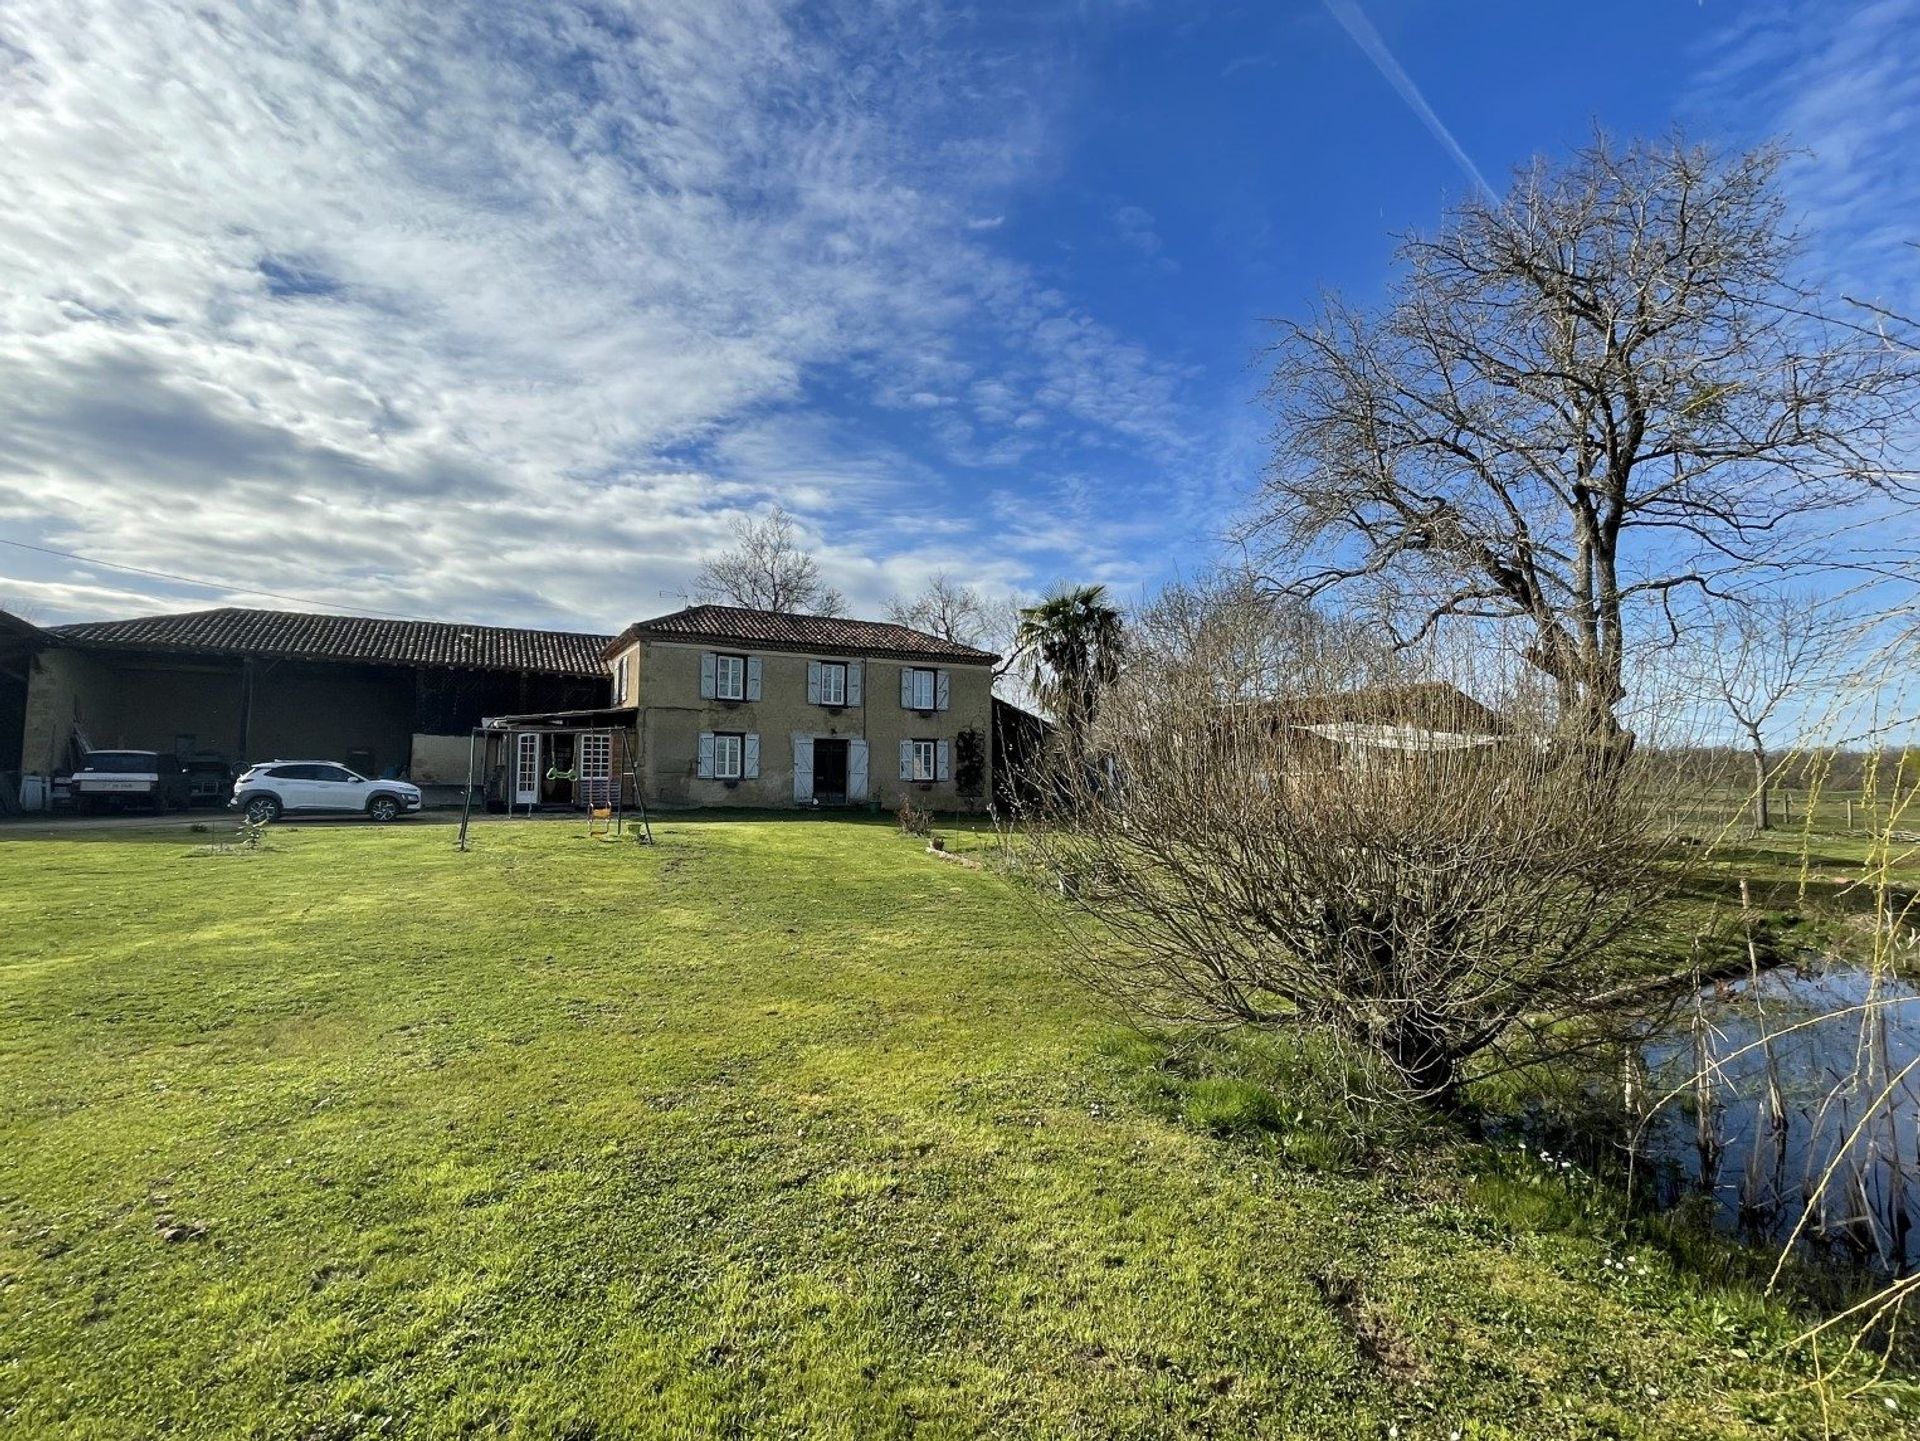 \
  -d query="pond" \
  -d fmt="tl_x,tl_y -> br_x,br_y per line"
1640,962 -> 1920,1274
